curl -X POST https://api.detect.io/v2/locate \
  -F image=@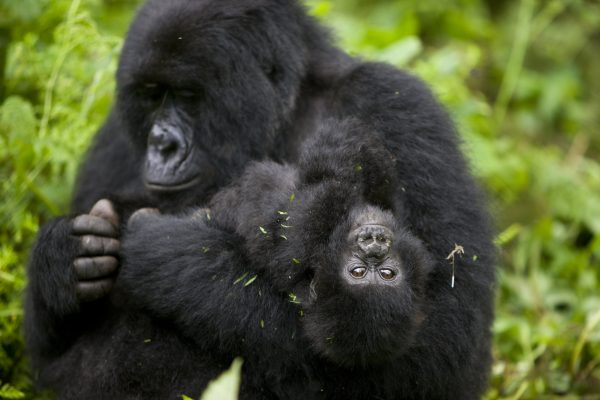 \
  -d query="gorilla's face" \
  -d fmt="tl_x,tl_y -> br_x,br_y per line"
304,205 -> 434,366
115,0 -> 307,195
